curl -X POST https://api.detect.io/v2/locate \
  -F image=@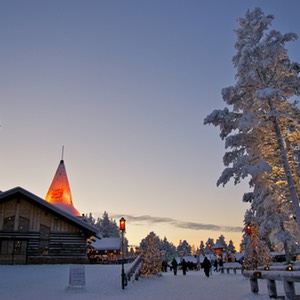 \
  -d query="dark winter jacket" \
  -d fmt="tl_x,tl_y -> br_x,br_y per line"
180,259 -> 188,271
171,259 -> 178,270
202,257 -> 211,270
